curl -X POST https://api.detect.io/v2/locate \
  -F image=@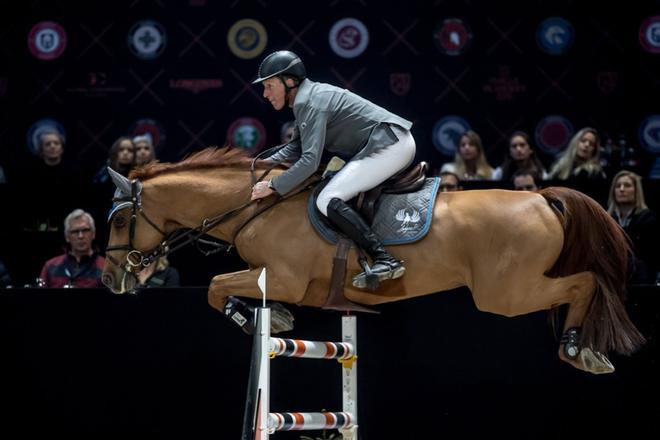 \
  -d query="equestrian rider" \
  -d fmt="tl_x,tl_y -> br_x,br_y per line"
250,50 -> 416,287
